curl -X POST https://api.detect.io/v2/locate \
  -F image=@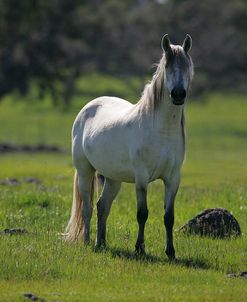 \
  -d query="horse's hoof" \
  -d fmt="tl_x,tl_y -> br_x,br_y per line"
84,239 -> 91,245
166,246 -> 176,261
135,243 -> 146,255
94,241 -> 106,252
167,254 -> 176,261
